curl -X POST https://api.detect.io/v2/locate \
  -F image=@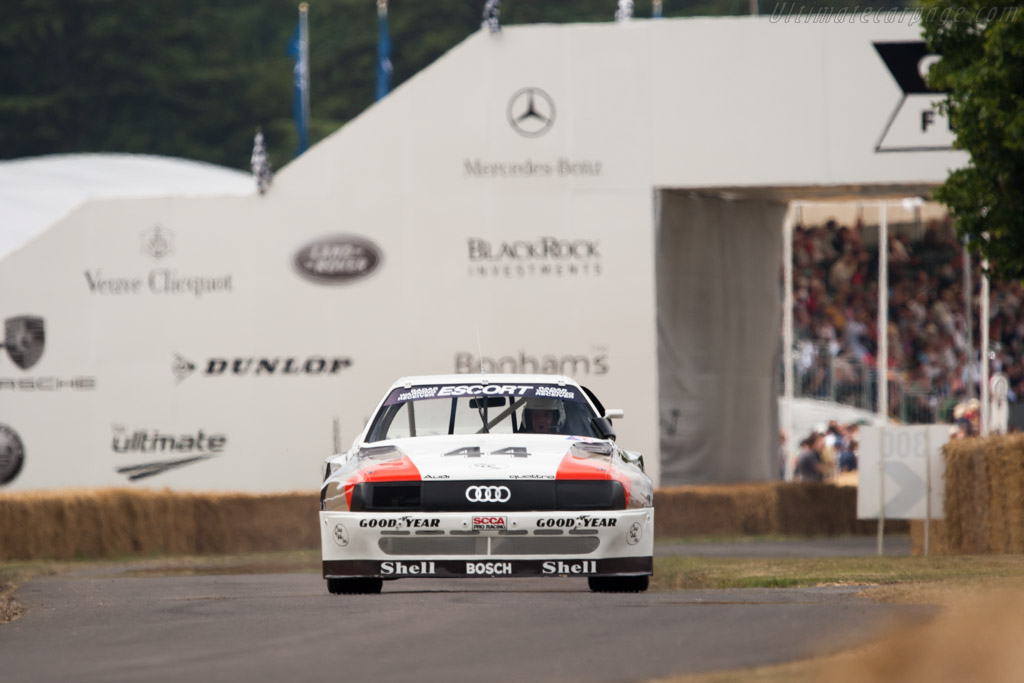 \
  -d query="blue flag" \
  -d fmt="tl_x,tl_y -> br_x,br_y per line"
376,2 -> 392,101
287,7 -> 310,156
